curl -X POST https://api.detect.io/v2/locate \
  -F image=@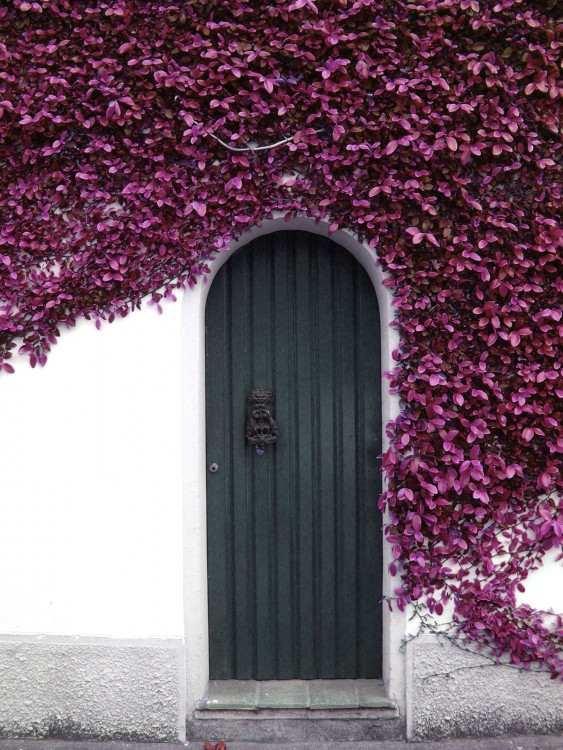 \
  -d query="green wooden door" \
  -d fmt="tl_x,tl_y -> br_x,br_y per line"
206,231 -> 382,680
